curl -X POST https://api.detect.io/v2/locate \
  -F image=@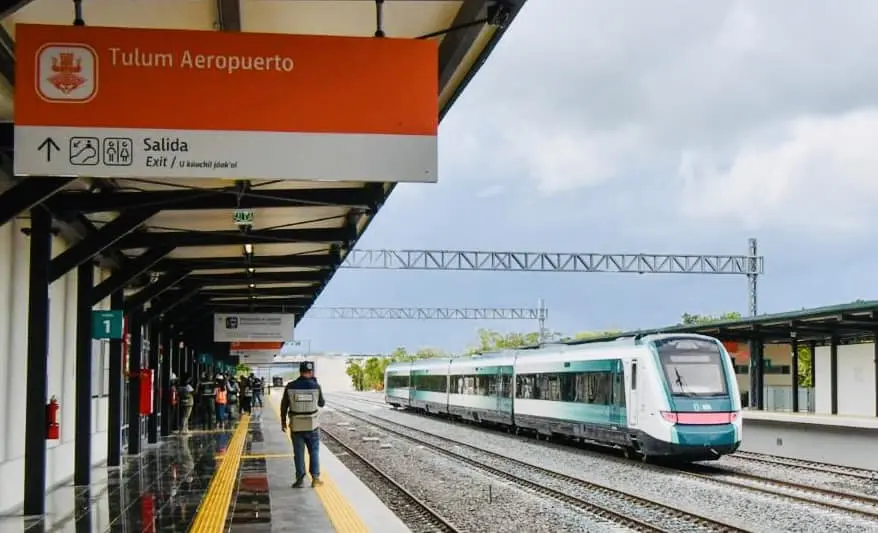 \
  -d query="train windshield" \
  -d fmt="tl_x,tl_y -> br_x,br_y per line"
654,338 -> 728,396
